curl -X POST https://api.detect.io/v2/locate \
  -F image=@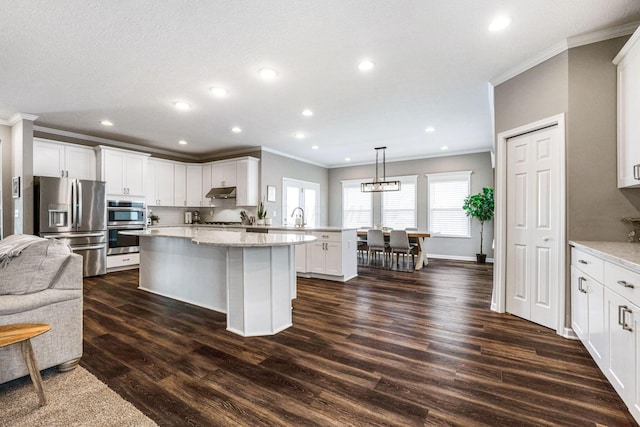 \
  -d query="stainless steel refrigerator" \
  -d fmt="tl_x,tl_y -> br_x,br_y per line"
34,176 -> 107,277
